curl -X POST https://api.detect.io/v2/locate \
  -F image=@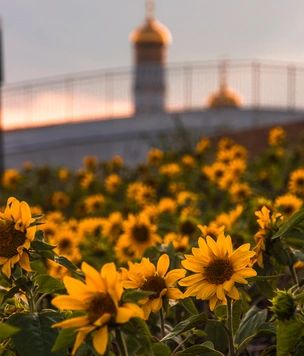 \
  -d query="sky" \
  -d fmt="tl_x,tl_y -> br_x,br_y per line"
1,0 -> 304,84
